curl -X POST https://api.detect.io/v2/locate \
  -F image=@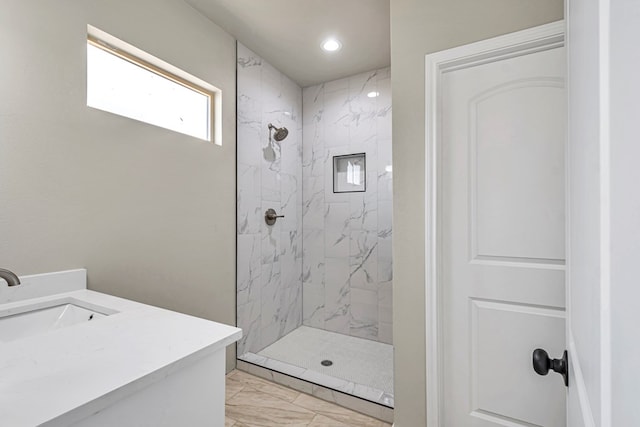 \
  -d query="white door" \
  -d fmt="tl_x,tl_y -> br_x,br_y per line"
425,22 -> 568,426
565,0 -> 613,424
566,0 -> 640,424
